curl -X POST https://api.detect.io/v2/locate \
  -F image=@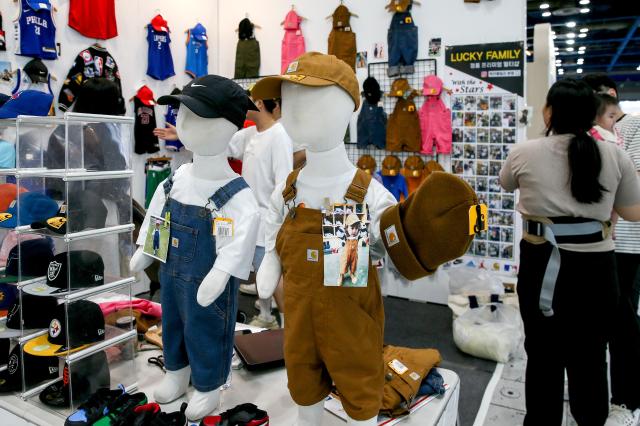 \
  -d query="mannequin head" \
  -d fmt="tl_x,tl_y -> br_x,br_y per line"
280,83 -> 353,153
176,107 -> 237,156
